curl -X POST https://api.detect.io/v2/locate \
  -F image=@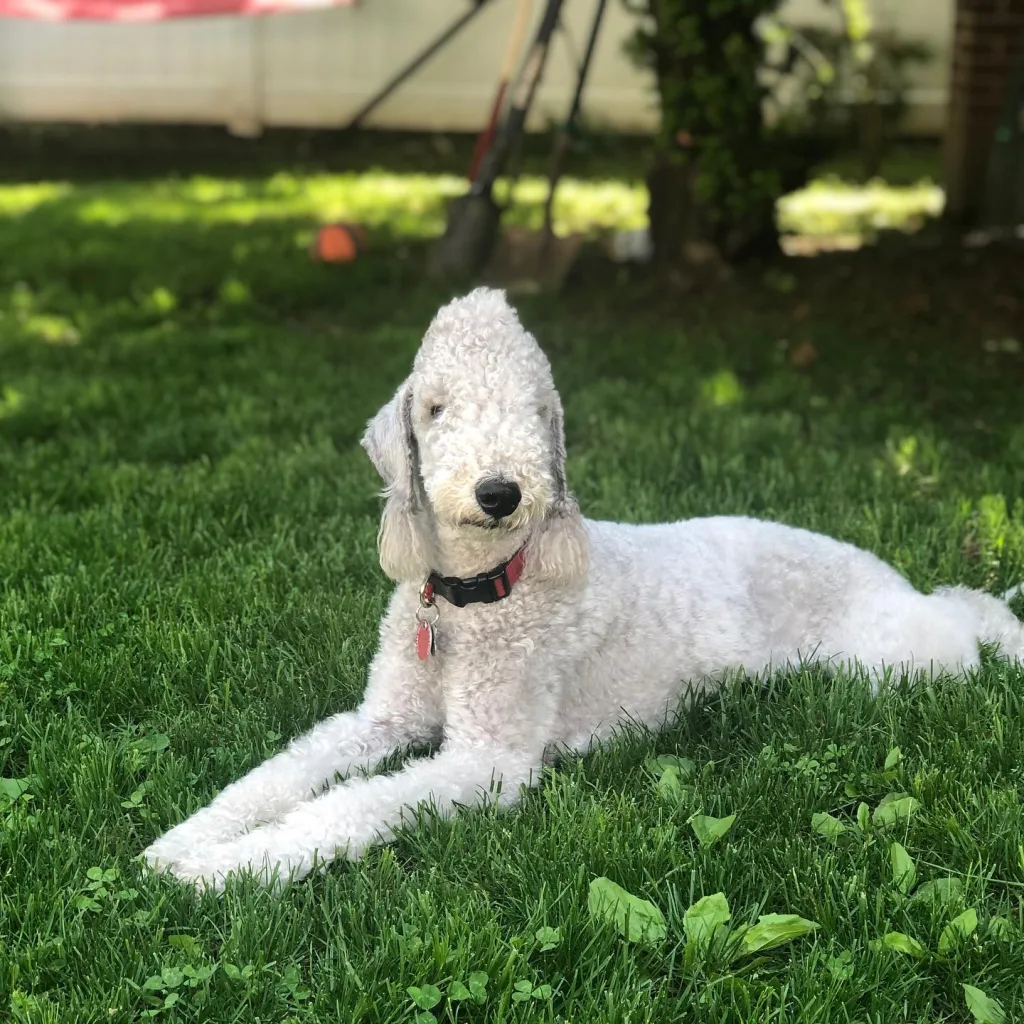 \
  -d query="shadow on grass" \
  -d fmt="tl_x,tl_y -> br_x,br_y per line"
0,124 -> 656,185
